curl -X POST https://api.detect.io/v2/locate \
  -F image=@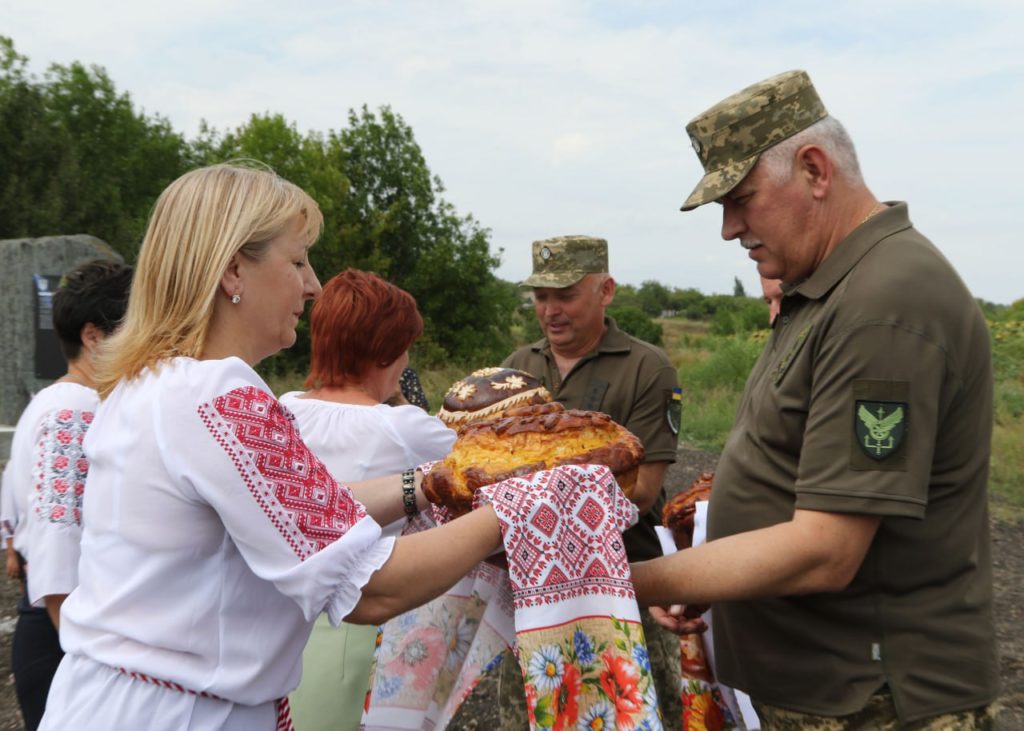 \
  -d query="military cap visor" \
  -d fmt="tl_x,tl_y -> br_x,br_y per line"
520,270 -> 591,288
680,154 -> 760,211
